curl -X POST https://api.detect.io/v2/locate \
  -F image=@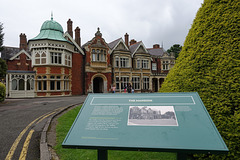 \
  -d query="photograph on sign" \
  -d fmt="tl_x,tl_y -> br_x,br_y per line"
128,106 -> 178,126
